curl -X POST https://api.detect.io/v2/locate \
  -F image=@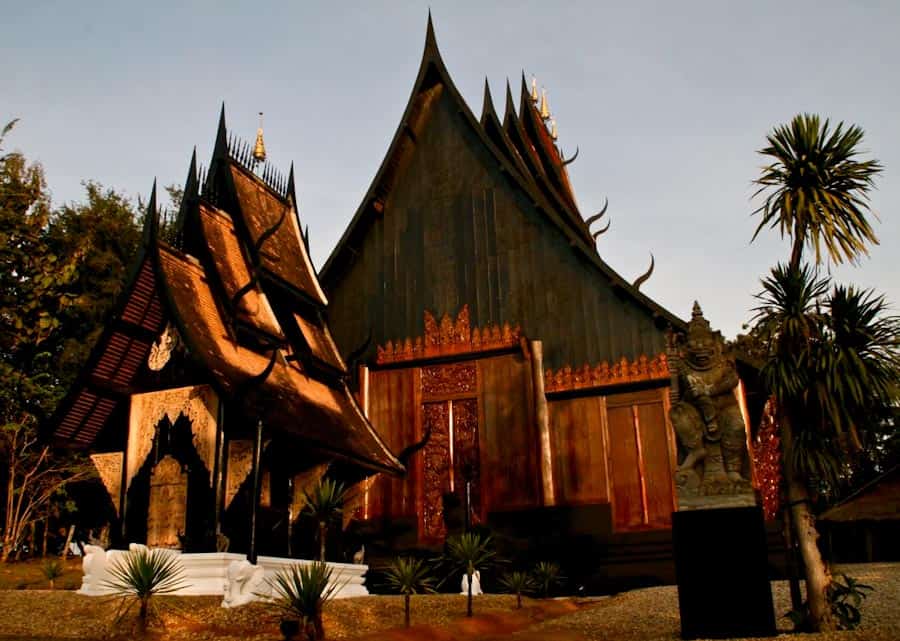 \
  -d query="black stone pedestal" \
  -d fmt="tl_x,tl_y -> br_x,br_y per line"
673,505 -> 776,639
